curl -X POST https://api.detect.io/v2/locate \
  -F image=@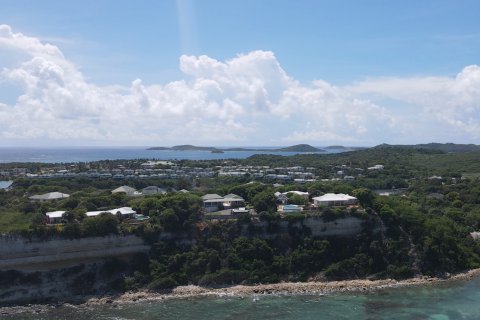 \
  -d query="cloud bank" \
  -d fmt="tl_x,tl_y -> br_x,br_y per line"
0,24 -> 479,146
